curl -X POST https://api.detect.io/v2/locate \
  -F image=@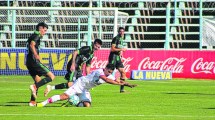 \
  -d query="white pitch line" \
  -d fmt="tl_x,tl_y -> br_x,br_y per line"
0,114 -> 214,118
